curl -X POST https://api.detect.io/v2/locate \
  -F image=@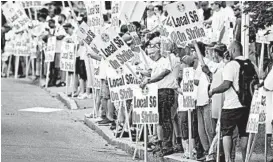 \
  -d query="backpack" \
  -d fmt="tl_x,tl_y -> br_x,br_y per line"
232,59 -> 259,108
